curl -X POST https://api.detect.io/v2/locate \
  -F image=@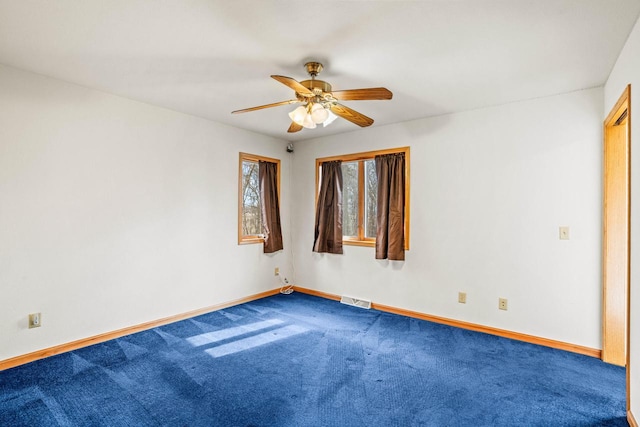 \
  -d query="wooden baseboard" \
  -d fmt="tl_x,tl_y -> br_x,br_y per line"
0,285 -> 604,370
629,410 -> 638,427
0,288 -> 281,371
296,286 -> 341,301
294,286 -> 602,359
